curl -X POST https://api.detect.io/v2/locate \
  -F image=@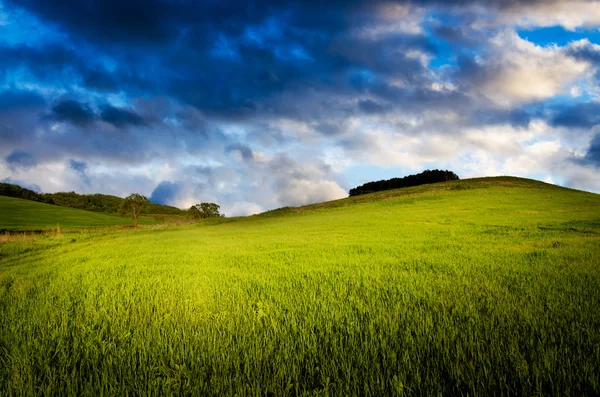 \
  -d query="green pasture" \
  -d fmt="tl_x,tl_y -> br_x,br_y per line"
1,177 -> 599,395
0,195 -> 160,229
